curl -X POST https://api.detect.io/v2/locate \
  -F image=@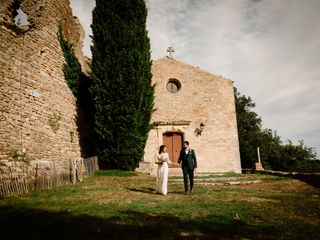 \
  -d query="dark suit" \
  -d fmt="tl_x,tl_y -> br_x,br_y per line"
178,148 -> 197,192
